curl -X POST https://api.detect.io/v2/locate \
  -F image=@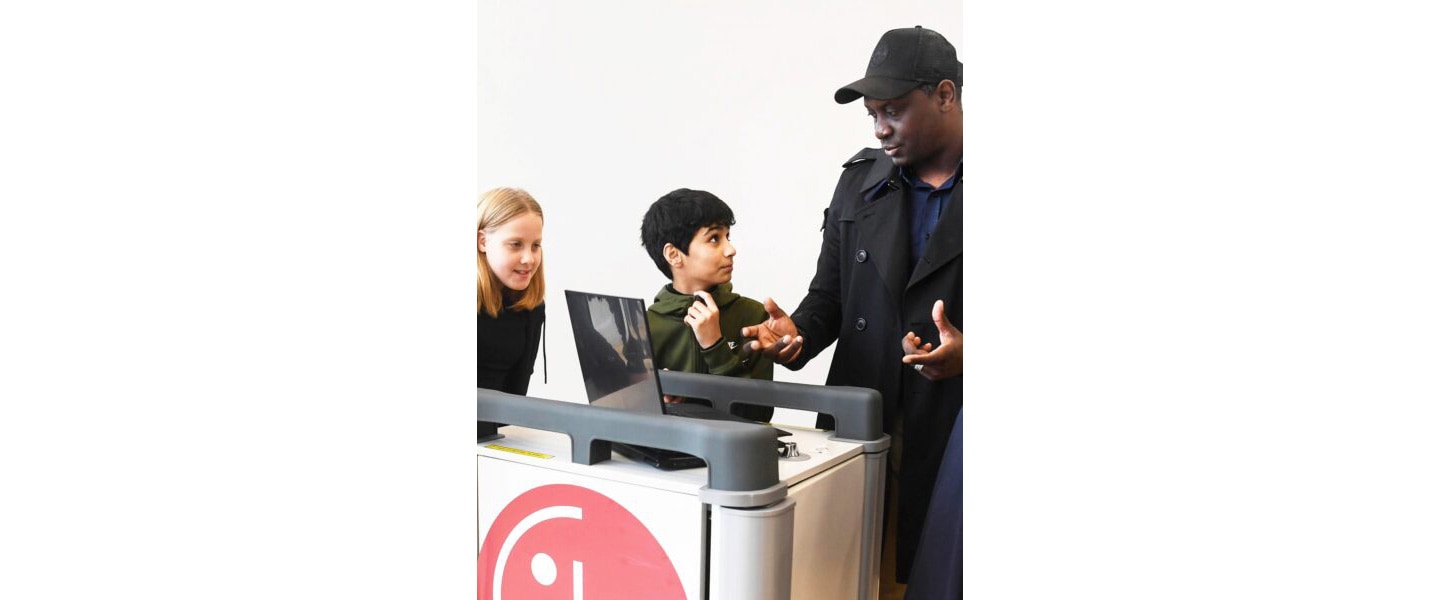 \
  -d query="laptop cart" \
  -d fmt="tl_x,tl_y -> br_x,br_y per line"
478,371 -> 889,600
